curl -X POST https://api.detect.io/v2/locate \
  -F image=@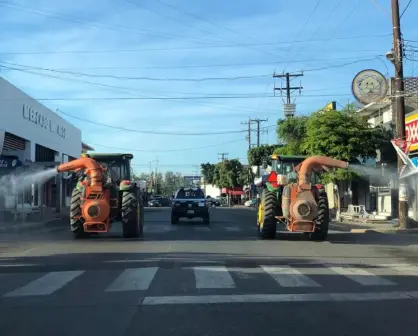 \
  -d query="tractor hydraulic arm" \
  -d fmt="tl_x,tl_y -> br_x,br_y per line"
298,156 -> 348,186
56,158 -> 104,190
